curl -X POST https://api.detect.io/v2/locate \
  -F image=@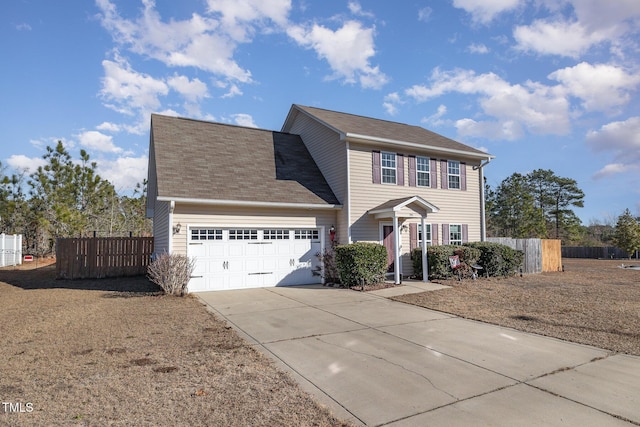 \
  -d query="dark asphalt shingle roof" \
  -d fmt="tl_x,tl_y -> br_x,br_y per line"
292,105 -> 490,157
150,114 -> 340,206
